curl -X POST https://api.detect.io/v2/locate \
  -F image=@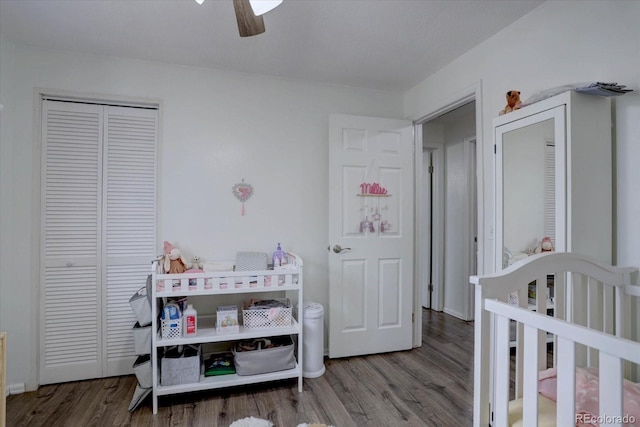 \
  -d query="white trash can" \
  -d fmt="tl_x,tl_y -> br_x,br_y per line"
302,302 -> 325,378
